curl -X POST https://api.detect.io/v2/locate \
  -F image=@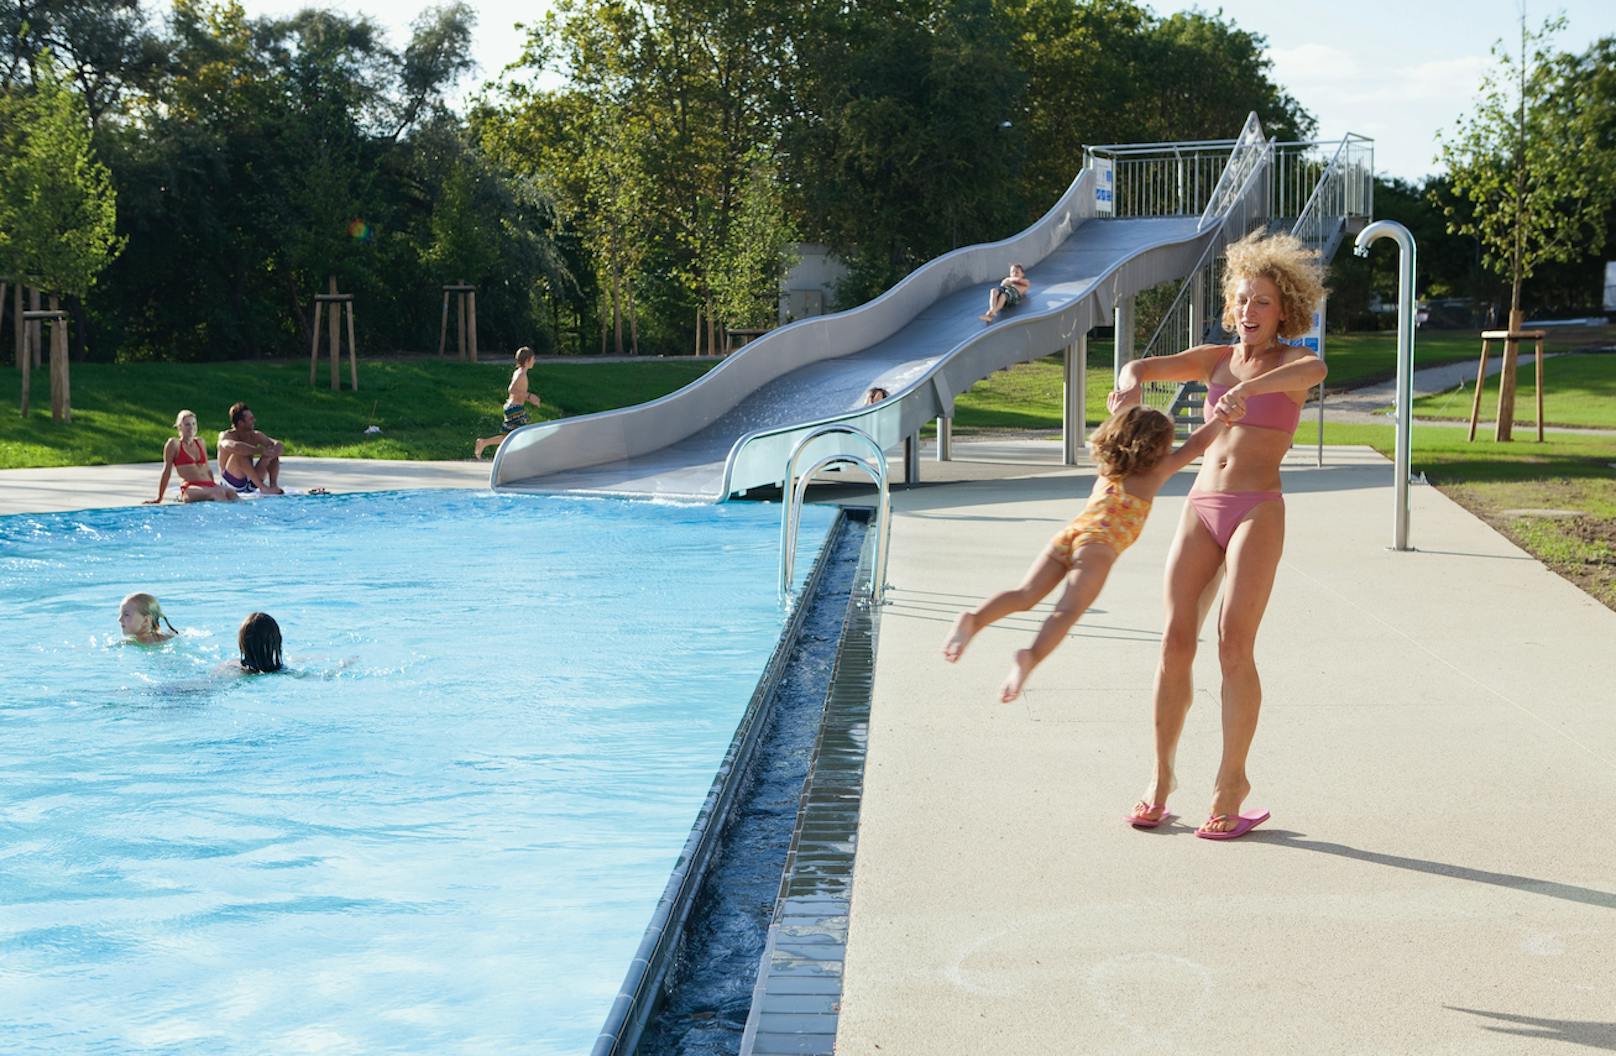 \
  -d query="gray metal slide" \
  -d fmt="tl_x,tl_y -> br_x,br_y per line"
491,119 -> 1275,501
